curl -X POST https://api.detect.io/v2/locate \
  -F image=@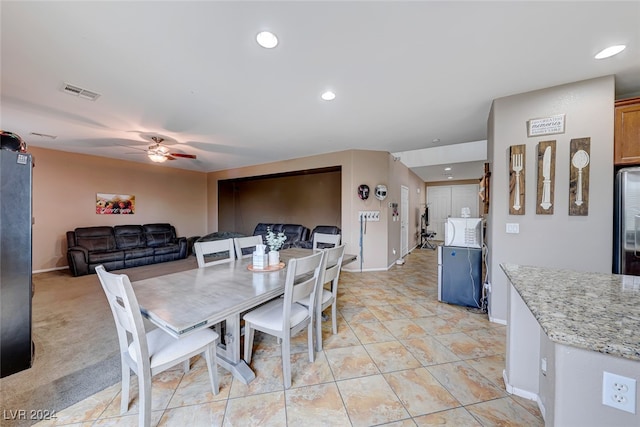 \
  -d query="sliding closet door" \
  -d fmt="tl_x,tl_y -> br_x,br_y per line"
427,184 -> 480,239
